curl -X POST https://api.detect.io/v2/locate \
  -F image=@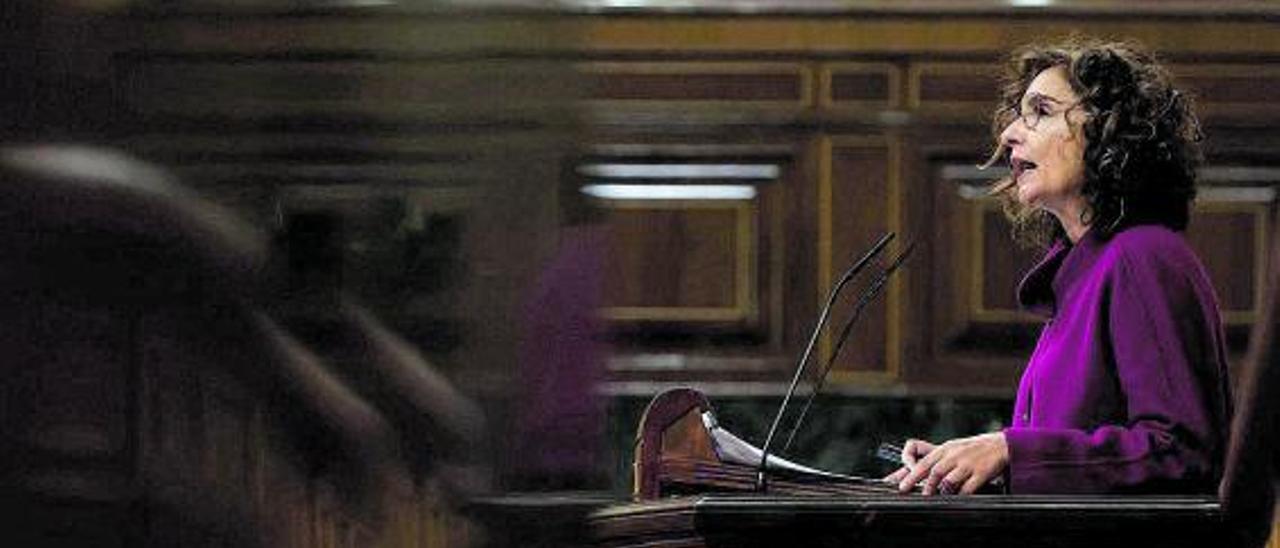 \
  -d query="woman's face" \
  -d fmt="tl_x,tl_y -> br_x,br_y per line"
1000,66 -> 1089,222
